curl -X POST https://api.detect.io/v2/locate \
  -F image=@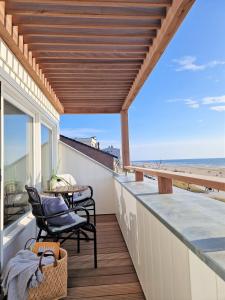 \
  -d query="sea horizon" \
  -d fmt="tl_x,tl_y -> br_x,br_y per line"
133,157 -> 225,168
